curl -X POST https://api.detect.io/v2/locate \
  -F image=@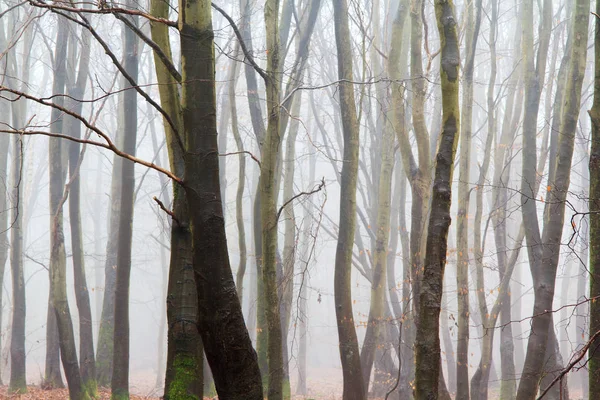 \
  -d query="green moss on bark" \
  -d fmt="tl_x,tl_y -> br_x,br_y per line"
166,355 -> 200,400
